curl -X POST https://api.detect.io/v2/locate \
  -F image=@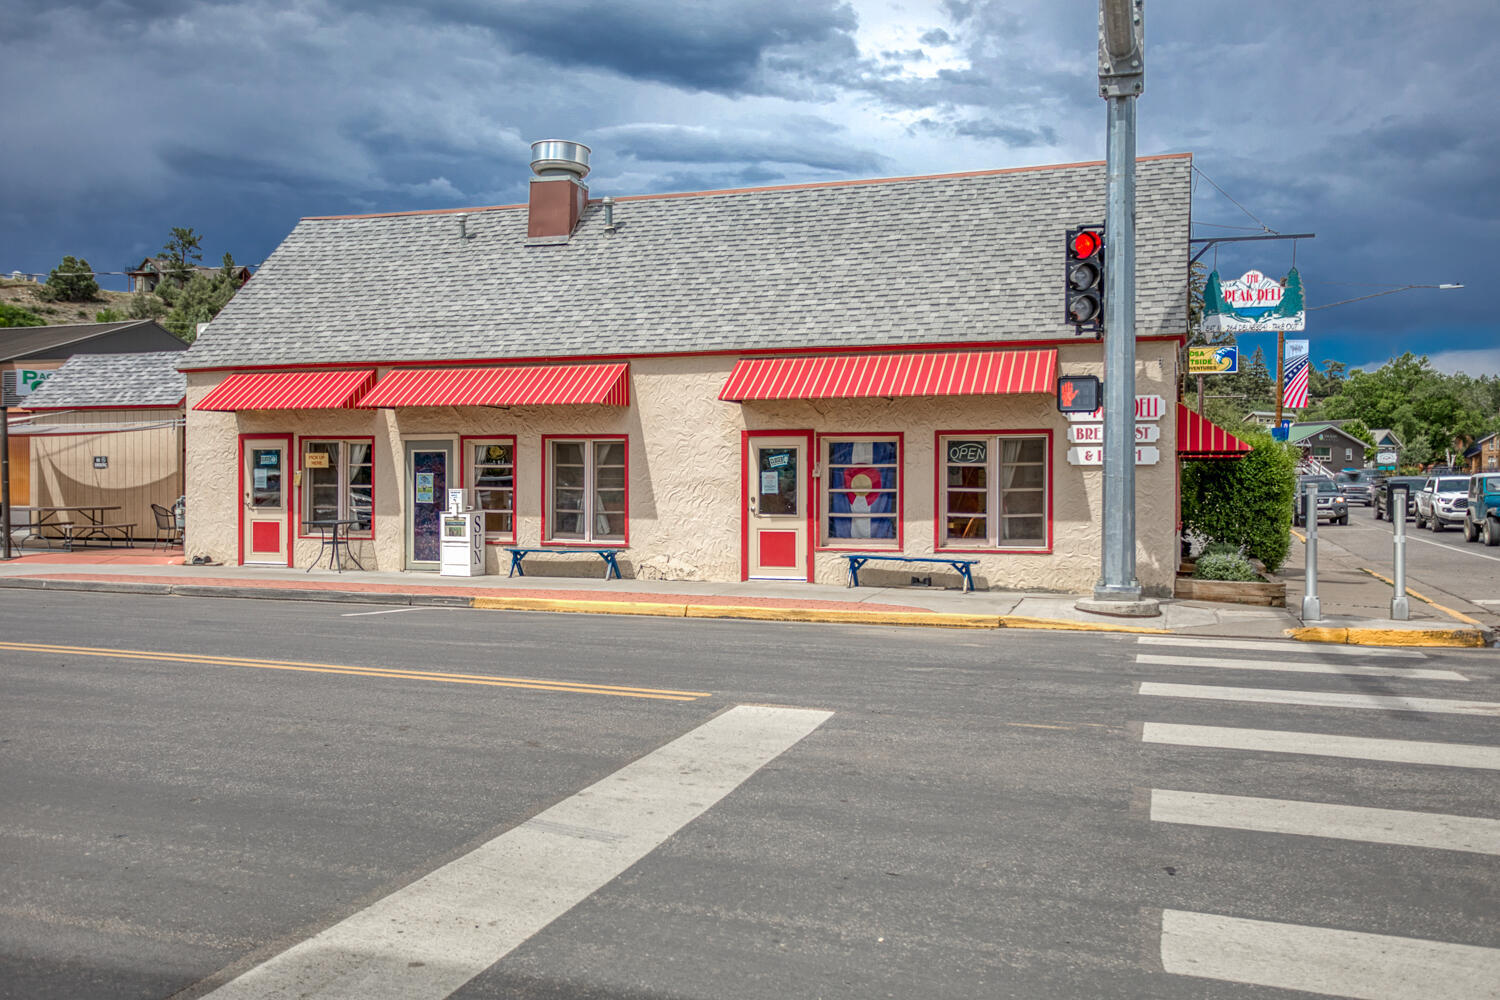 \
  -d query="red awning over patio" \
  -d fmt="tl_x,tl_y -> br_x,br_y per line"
355,363 -> 630,408
193,370 -> 377,411
718,349 -> 1057,402
1178,403 -> 1253,458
